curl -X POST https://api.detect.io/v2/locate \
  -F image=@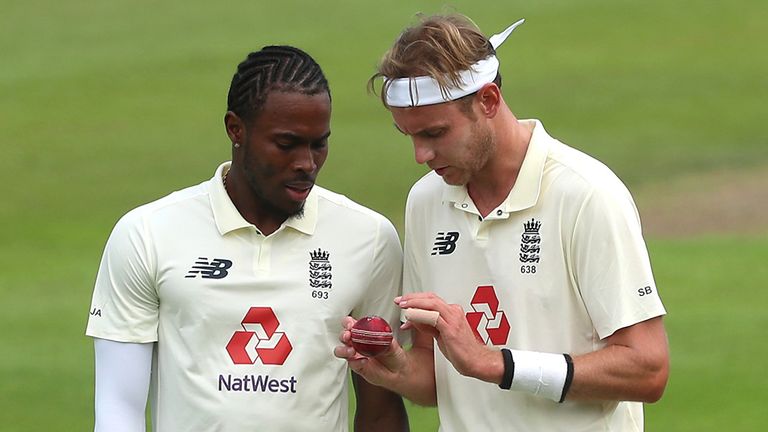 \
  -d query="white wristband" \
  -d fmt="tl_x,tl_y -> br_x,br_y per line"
508,350 -> 571,402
